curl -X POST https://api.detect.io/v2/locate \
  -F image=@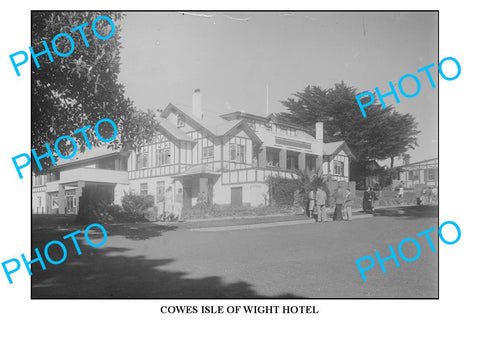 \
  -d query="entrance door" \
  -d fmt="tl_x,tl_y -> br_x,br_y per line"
66,194 -> 77,214
231,187 -> 243,207
183,186 -> 192,209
